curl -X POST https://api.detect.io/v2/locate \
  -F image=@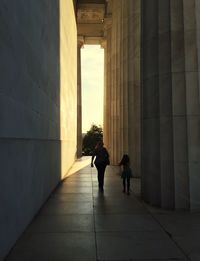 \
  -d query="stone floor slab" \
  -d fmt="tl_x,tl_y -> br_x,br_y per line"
27,214 -> 94,233
154,213 -> 200,236
94,202 -> 148,214
61,181 -> 92,187
96,232 -> 186,260
50,193 -> 93,202
56,186 -> 93,194
93,195 -> 144,206
173,235 -> 200,260
6,233 -> 96,261
40,201 -> 93,215
65,176 -> 92,181
95,214 -> 164,232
